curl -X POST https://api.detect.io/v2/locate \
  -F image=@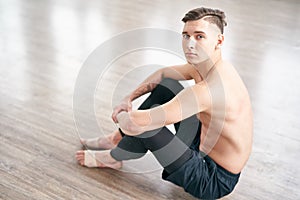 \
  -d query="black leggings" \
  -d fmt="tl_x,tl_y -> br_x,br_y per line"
110,78 -> 201,174
110,78 -> 241,199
